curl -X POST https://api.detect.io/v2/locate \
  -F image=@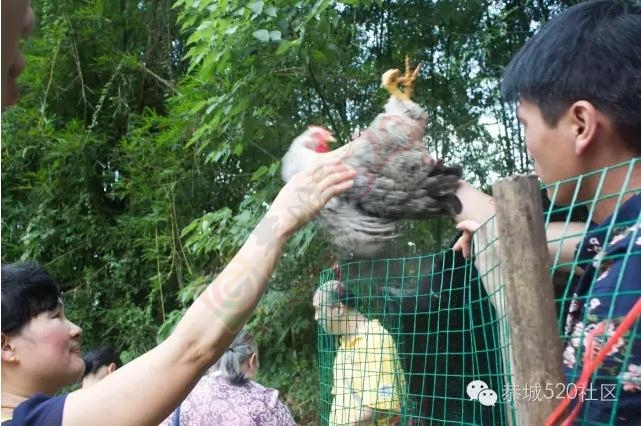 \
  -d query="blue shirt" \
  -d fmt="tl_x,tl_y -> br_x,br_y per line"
2,394 -> 66,426
563,194 -> 641,424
